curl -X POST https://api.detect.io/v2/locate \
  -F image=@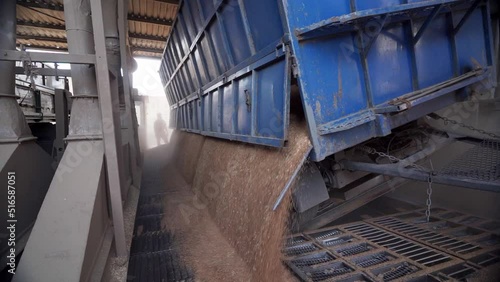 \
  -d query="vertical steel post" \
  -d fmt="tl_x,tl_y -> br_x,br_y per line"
118,0 -> 142,183
63,0 -> 102,139
0,0 -> 16,96
63,0 -> 127,259
103,0 -> 128,199
0,0 -> 33,140
53,89 -> 69,163
1,2 -> 55,278
90,0 -> 127,257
